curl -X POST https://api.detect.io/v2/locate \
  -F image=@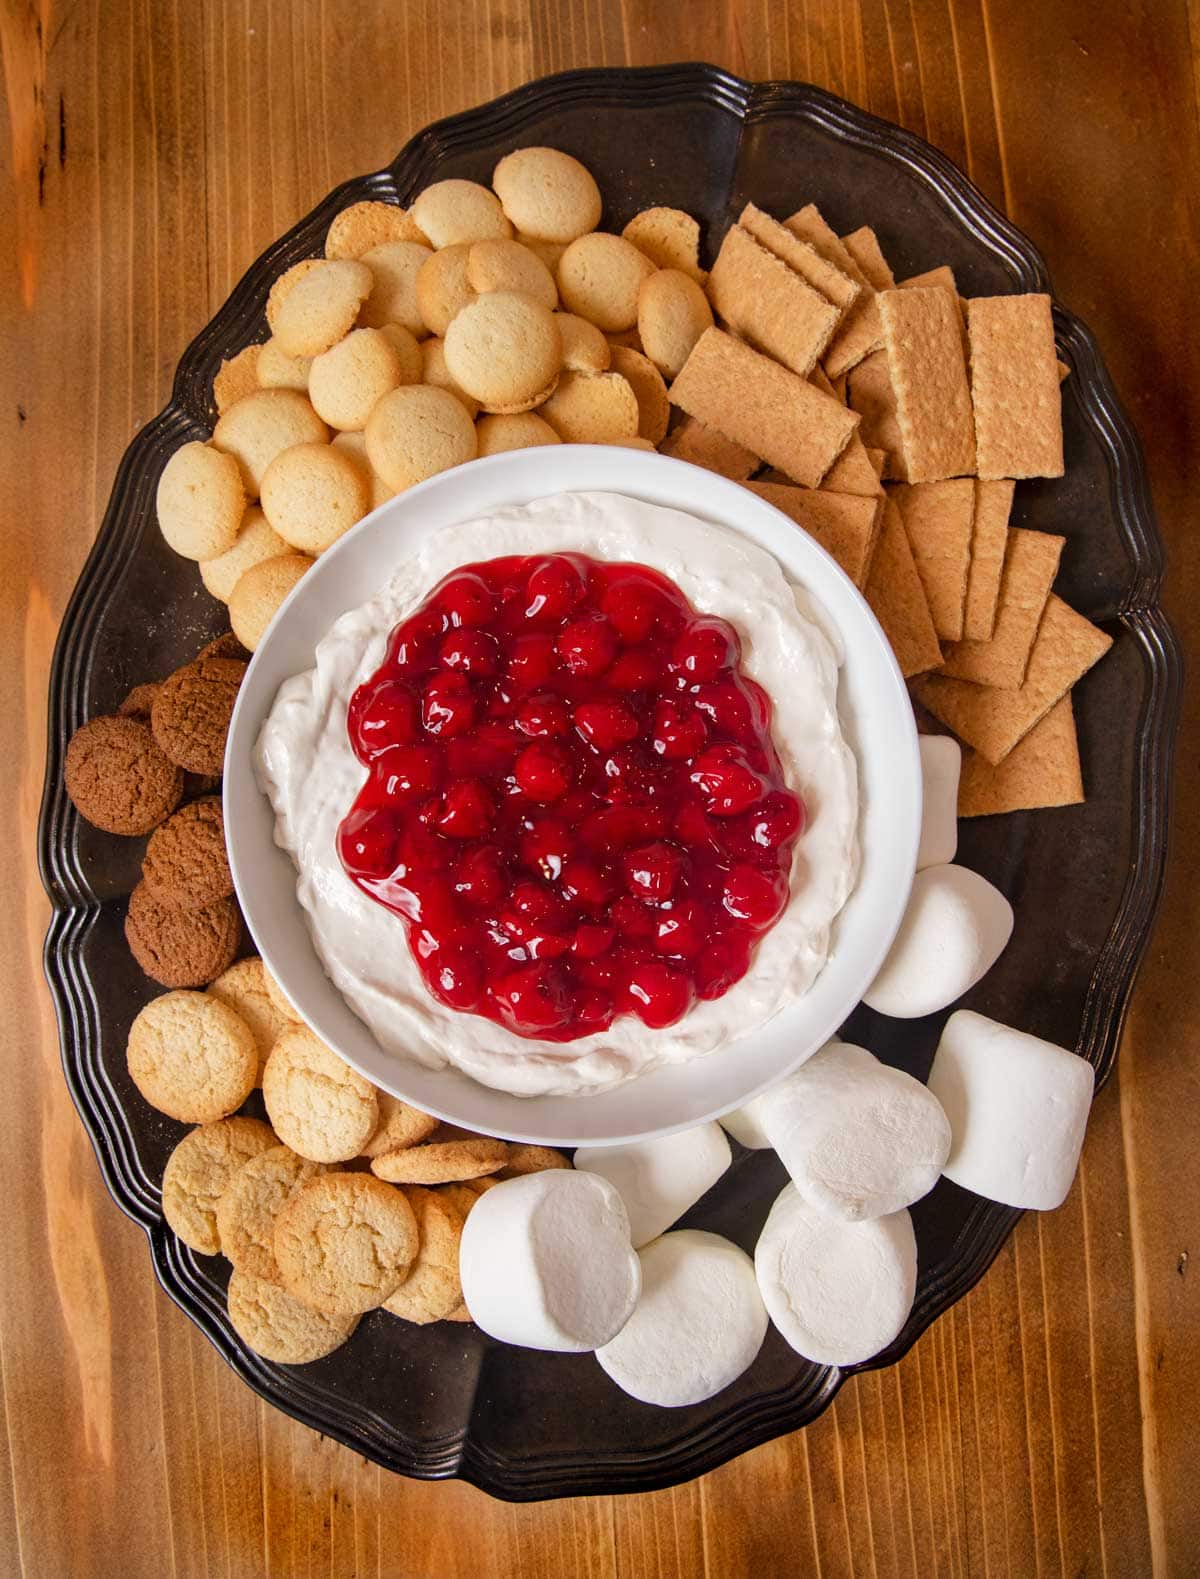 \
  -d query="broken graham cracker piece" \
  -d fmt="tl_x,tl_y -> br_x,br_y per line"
879,286 -> 976,481
707,224 -> 840,377
892,480 -> 976,643
842,227 -> 895,291
912,594 -> 1111,764
865,497 -> 942,677
738,204 -> 860,314
967,293 -> 1064,479
940,526 -> 1065,688
963,479 -> 1014,641
659,415 -> 759,480
846,349 -> 907,479
900,265 -> 958,293
744,481 -> 880,588
821,436 -> 883,497
670,328 -> 858,488
784,205 -> 883,376
958,696 -> 1083,816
